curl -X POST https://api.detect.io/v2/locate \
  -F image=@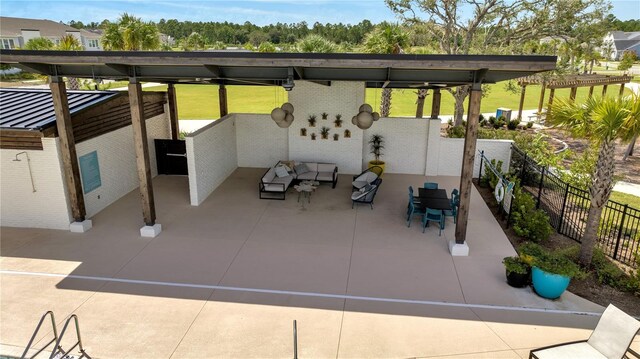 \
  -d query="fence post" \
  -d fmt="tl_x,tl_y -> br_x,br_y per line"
613,204 -> 628,260
536,166 -> 545,209
557,184 -> 570,233
520,153 -> 528,184
479,150 -> 484,182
